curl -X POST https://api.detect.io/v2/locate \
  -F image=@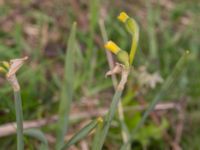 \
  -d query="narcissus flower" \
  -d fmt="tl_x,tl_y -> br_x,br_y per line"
104,41 -> 121,54
97,117 -> 103,123
104,41 -> 129,68
104,12 -> 139,67
118,12 -> 129,23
